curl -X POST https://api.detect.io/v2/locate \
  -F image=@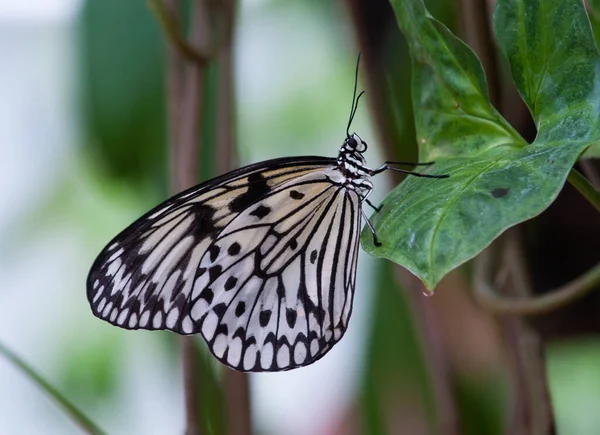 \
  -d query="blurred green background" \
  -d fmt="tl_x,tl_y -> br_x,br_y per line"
1,1 -> 599,434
